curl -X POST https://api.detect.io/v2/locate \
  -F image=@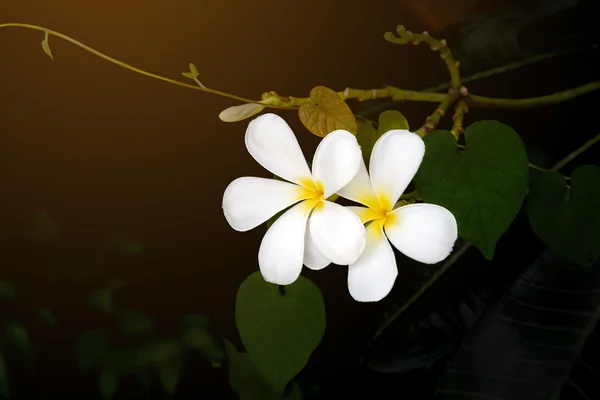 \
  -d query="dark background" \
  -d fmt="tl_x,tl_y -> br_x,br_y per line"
0,0 -> 598,398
